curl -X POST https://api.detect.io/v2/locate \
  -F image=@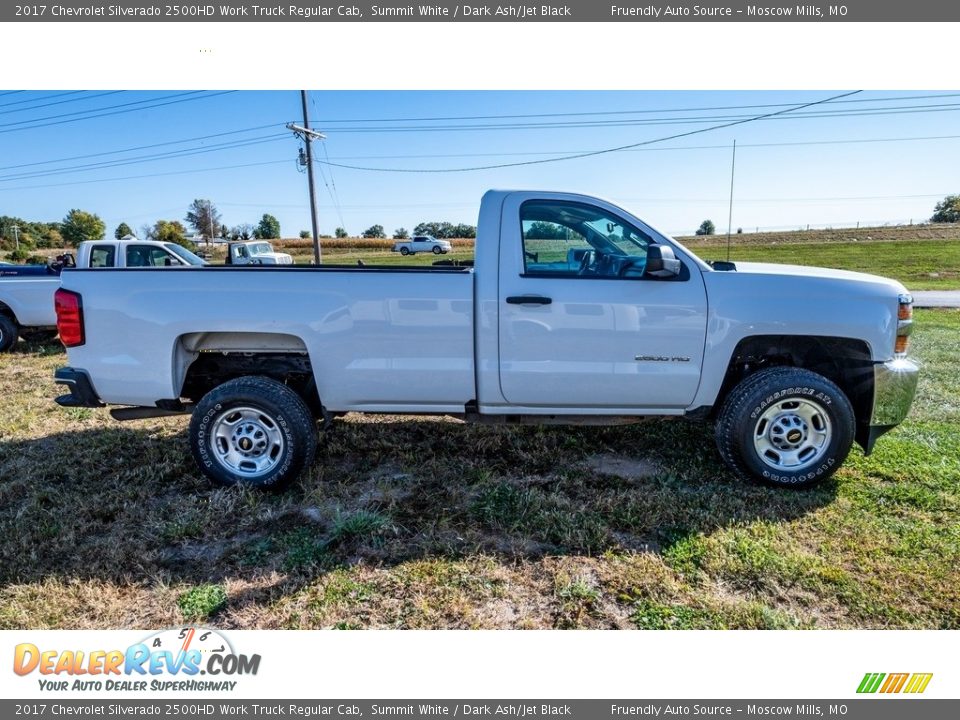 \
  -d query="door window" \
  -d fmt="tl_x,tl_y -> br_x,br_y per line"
89,245 -> 115,268
520,200 -> 653,278
126,245 -> 181,267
